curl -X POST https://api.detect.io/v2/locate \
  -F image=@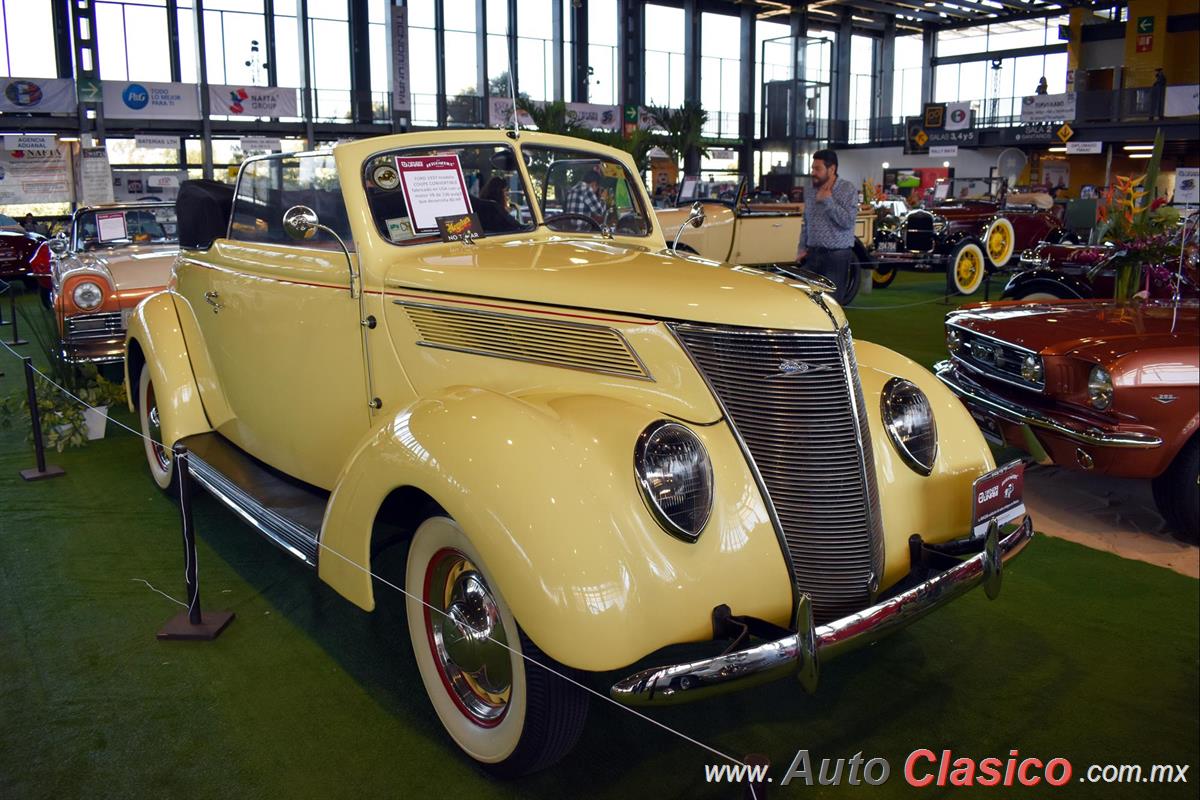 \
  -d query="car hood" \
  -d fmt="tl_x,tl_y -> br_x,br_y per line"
72,244 -> 179,292
385,237 -> 844,331
949,299 -> 1200,361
